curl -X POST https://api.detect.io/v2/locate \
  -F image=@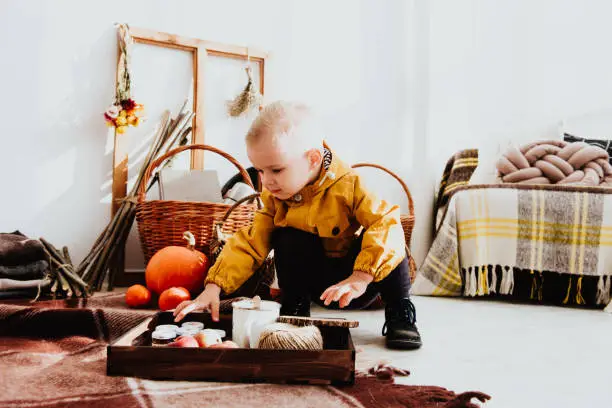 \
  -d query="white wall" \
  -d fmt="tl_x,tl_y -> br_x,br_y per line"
0,0 -> 419,271
4,0 -> 612,275
425,0 -> 612,174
